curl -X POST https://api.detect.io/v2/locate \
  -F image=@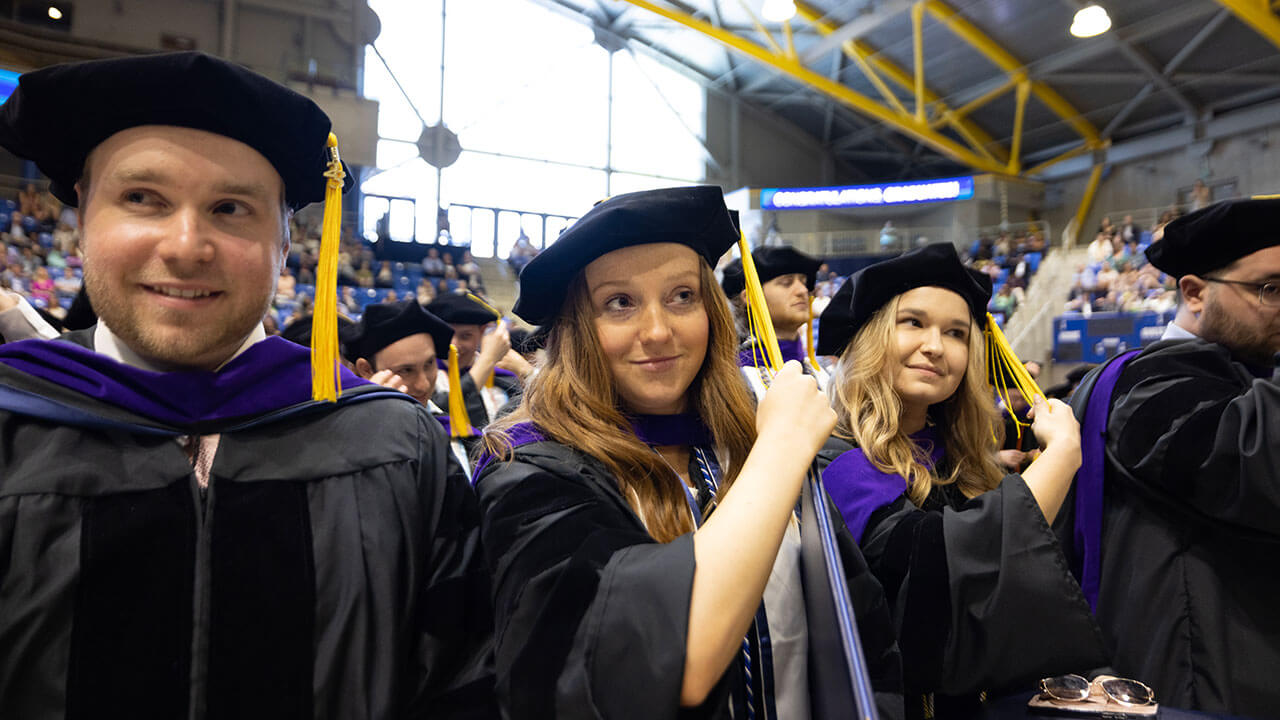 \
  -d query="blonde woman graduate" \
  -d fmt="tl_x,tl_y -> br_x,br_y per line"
474,186 -> 904,720
814,243 -> 1108,719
